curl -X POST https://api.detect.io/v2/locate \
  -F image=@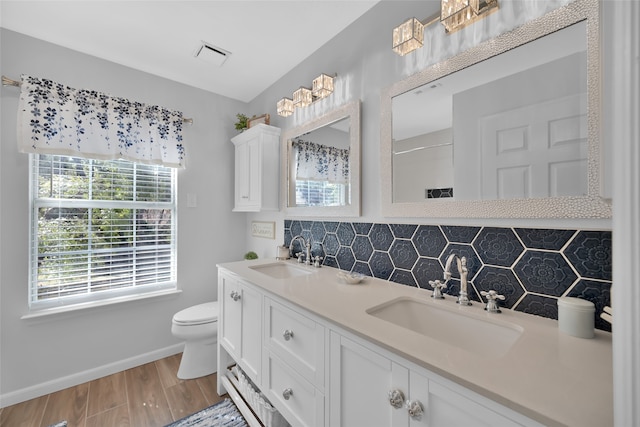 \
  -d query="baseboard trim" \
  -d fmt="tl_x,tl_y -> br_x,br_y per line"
0,343 -> 184,408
